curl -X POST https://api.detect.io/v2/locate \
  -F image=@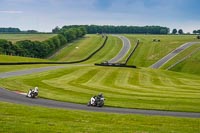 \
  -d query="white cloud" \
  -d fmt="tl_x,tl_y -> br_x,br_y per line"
0,10 -> 23,14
